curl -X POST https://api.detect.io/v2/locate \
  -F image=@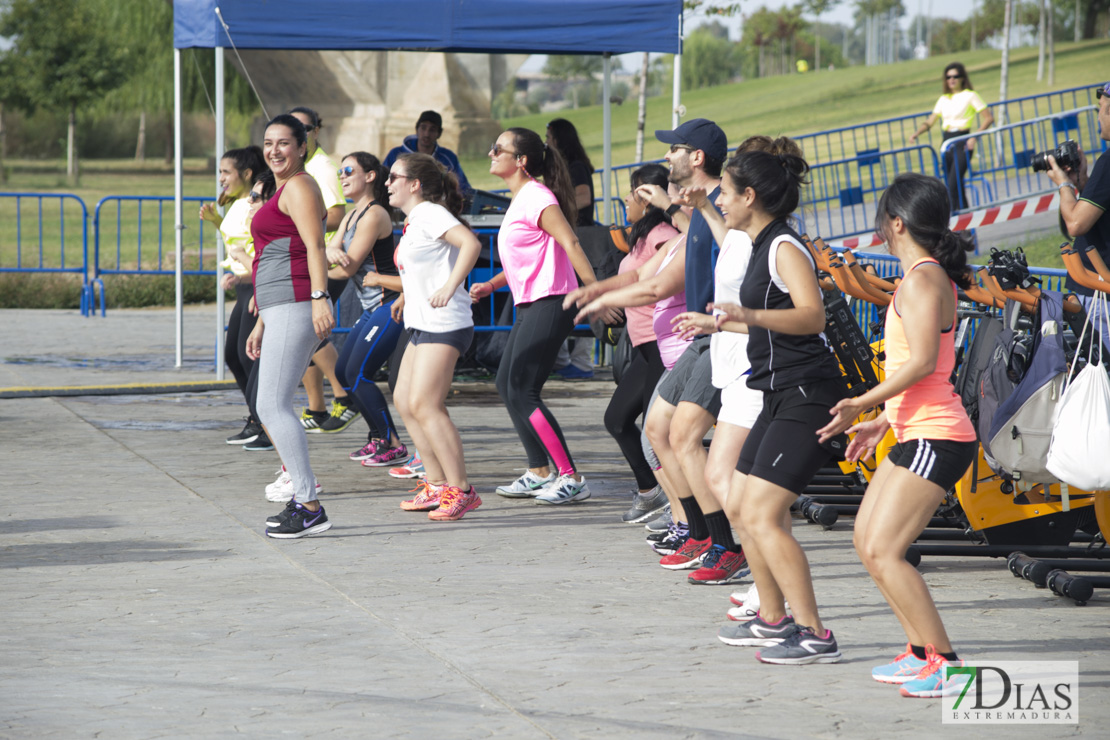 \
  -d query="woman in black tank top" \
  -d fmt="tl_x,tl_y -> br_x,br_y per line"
709,150 -> 846,665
